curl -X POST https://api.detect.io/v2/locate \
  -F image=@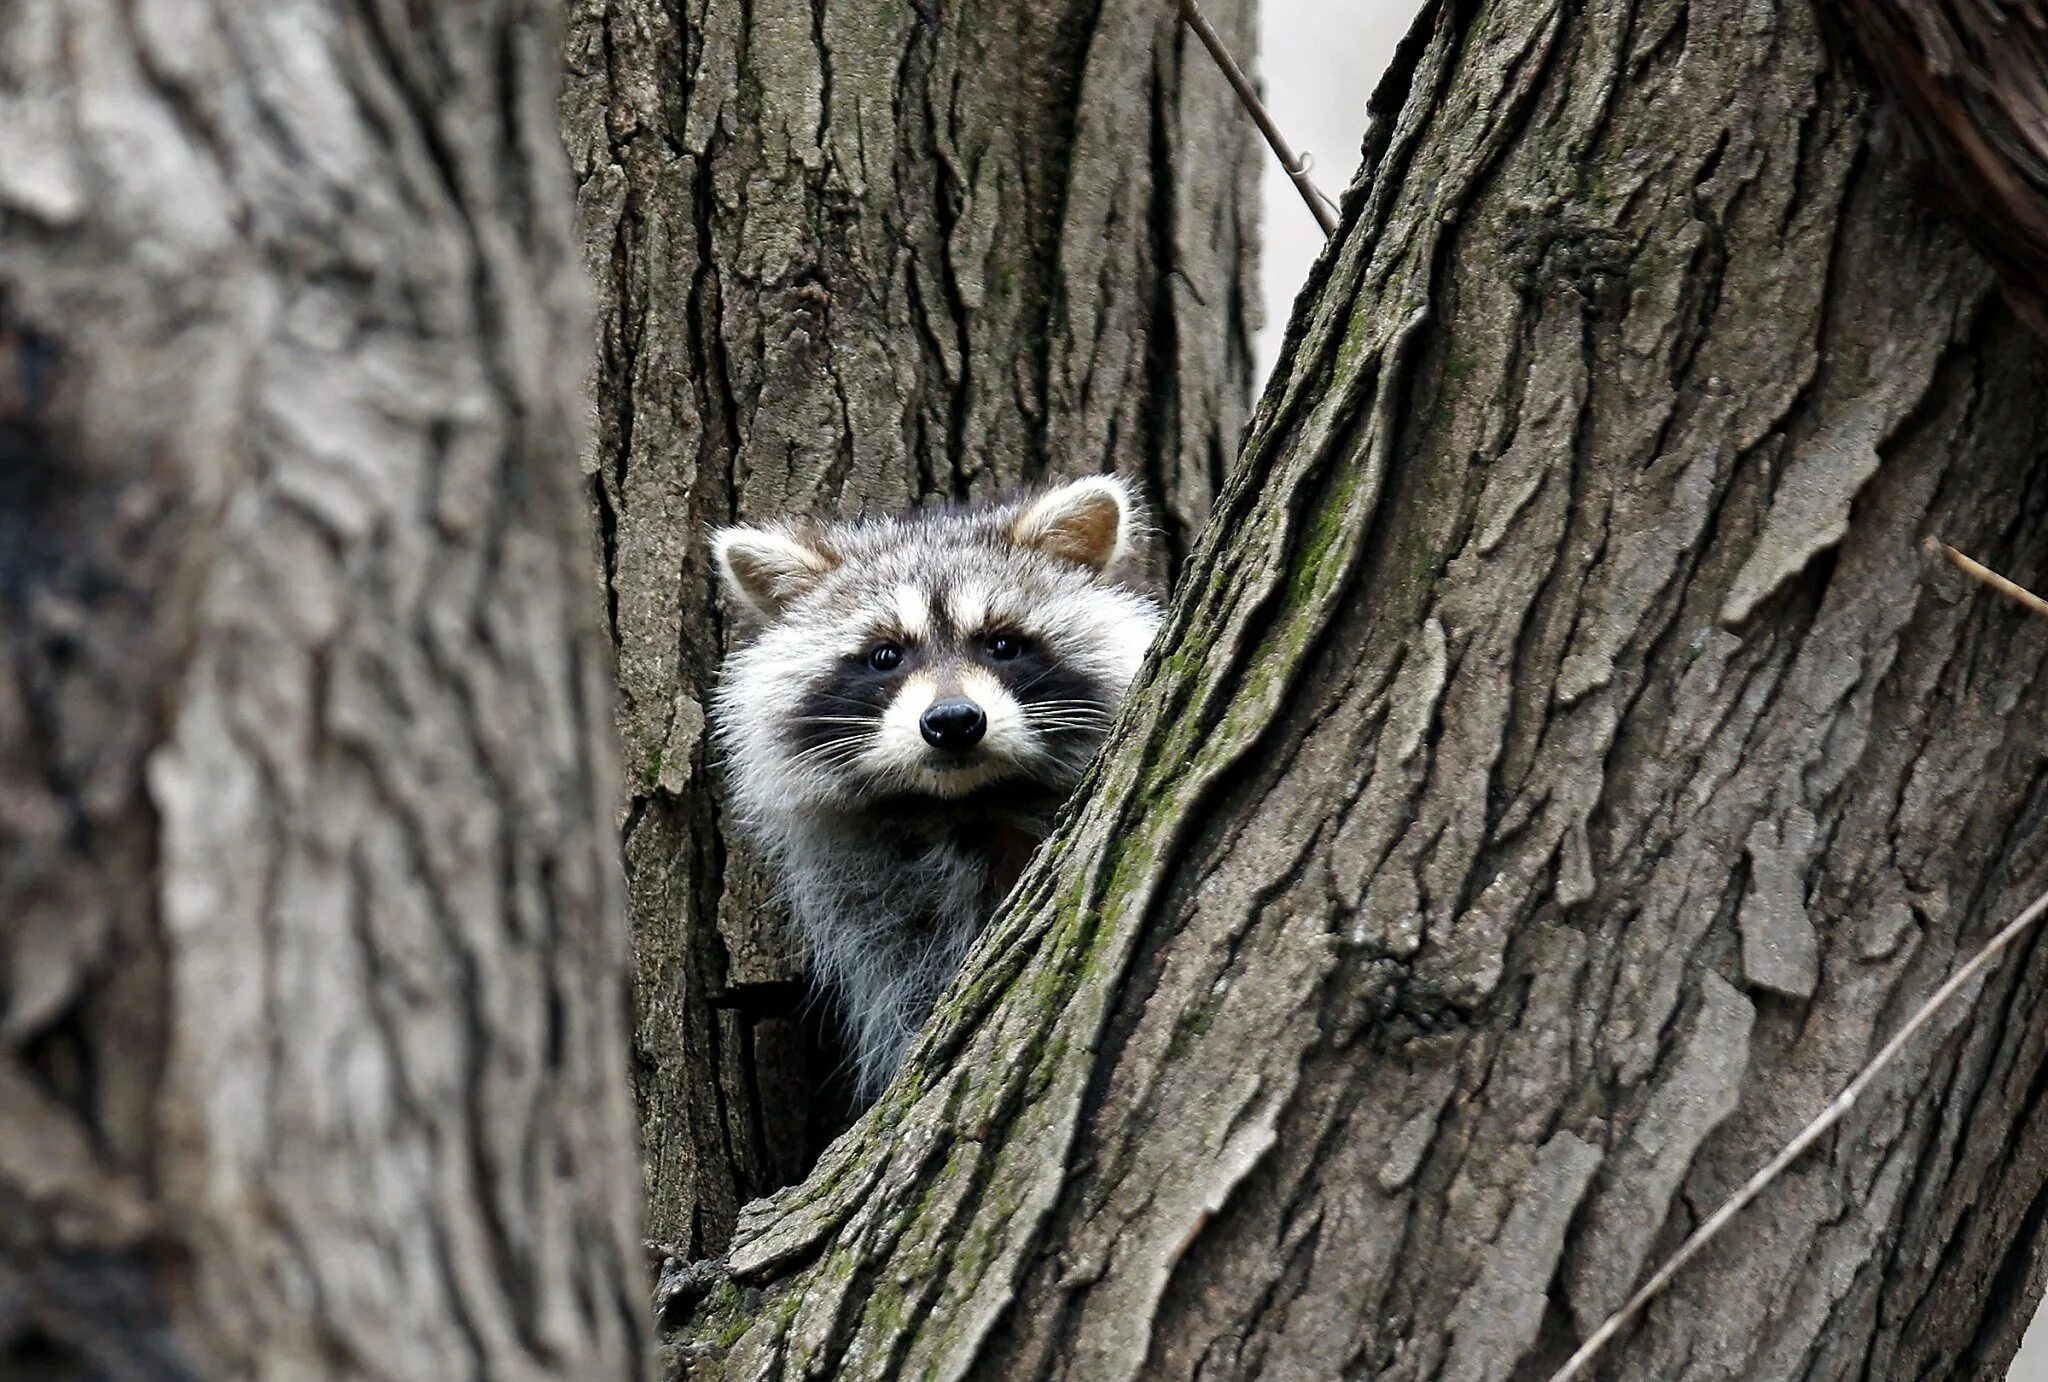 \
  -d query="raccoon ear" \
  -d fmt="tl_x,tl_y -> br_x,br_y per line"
1008,475 -> 1133,575
713,524 -> 837,621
